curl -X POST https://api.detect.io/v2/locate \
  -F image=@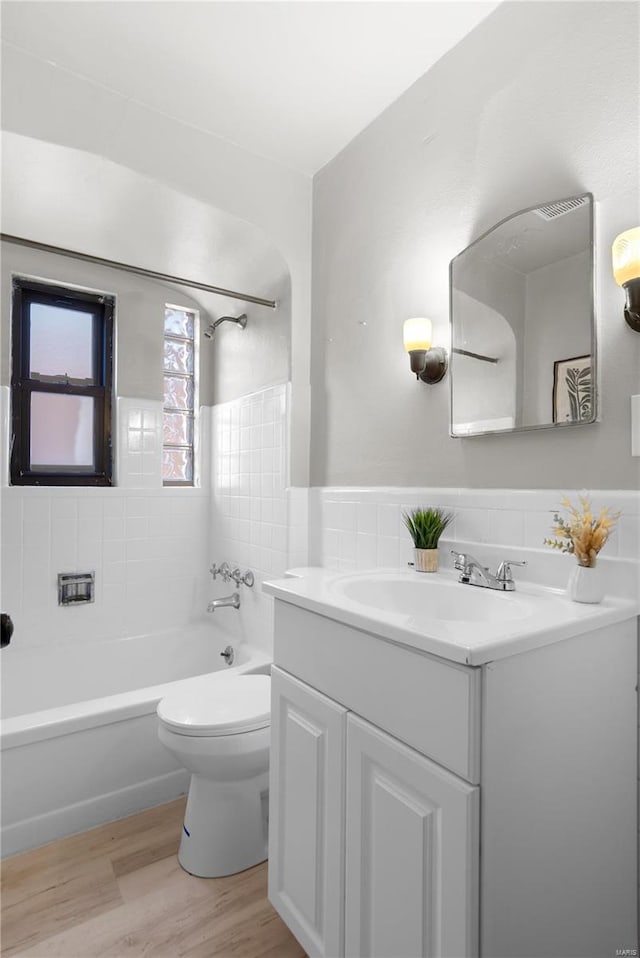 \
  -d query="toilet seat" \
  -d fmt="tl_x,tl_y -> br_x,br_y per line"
158,674 -> 271,737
